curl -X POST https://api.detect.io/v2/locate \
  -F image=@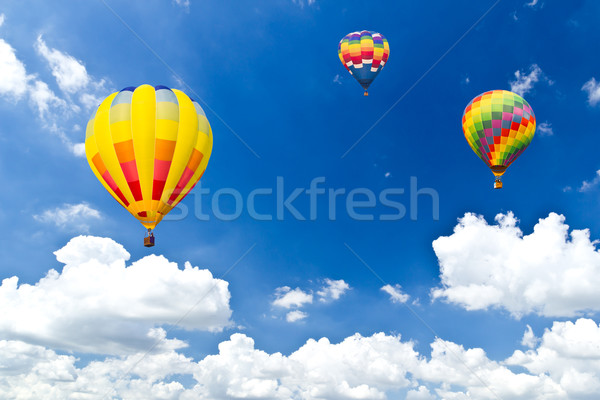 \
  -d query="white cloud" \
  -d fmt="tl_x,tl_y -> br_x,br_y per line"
525,0 -> 539,7
432,212 -> 600,318
5,236 -> 600,399
417,337 -> 563,399
506,318 -> 600,397
292,0 -> 316,7
381,284 -> 410,304
44,122 -> 86,157
79,91 -> 103,110
285,333 -> 417,399
0,39 -> 31,100
72,142 -> 85,156
5,311 -> 600,398
510,64 -> 541,96
286,310 -> 308,322
0,38 -> 64,118
317,278 -> 350,302
28,80 -> 67,118
582,77 -> 600,106
537,121 -> 553,136
19,206 -> 600,400
385,172 -> 391,178
35,36 -> 89,94
509,64 -> 549,96
578,170 -> 600,192
0,338 -> 195,399
273,280 -> 348,323
0,33 -> 110,155
0,236 -> 232,354
34,36 -> 109,113
174,0 -> 190,9
33,203 -> 101,232
333,74 -> 342,84
272,286 -> 313,309
407,386 -> 436,399
521,325 -> 539,348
